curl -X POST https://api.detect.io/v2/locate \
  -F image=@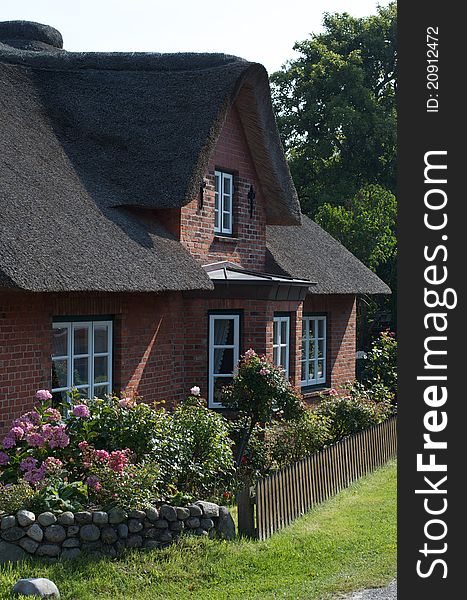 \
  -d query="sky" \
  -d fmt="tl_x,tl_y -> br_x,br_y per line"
1,0 -> 391,73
